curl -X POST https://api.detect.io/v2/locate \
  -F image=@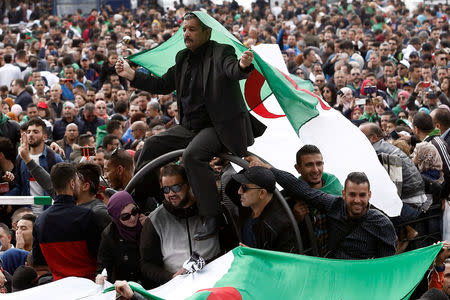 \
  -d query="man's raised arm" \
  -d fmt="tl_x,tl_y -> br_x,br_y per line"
246,156 -> 338,213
